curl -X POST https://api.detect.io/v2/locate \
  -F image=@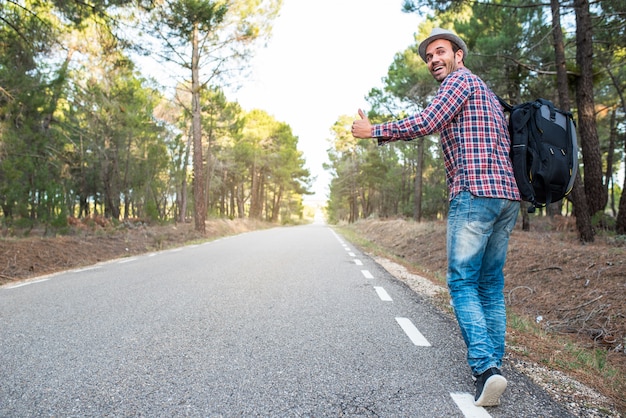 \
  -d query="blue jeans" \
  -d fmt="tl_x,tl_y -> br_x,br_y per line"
447,192 -> 519,376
